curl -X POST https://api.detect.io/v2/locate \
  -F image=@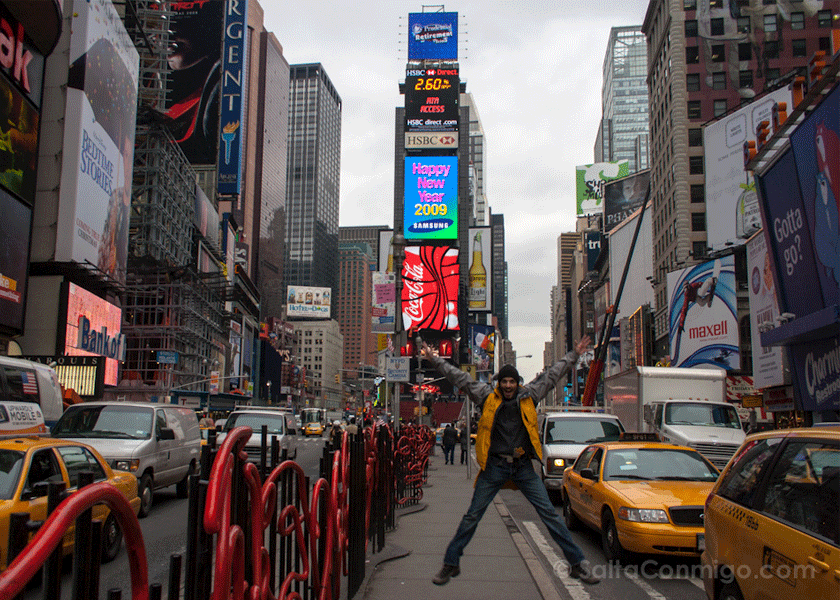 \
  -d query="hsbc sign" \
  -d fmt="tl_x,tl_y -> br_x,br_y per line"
405,132 -> 459,149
